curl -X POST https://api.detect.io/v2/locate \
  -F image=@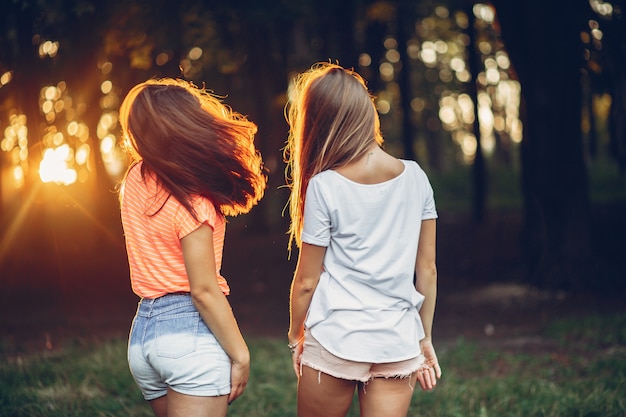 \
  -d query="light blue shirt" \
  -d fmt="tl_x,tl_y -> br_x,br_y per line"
302,160 -> 437,362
